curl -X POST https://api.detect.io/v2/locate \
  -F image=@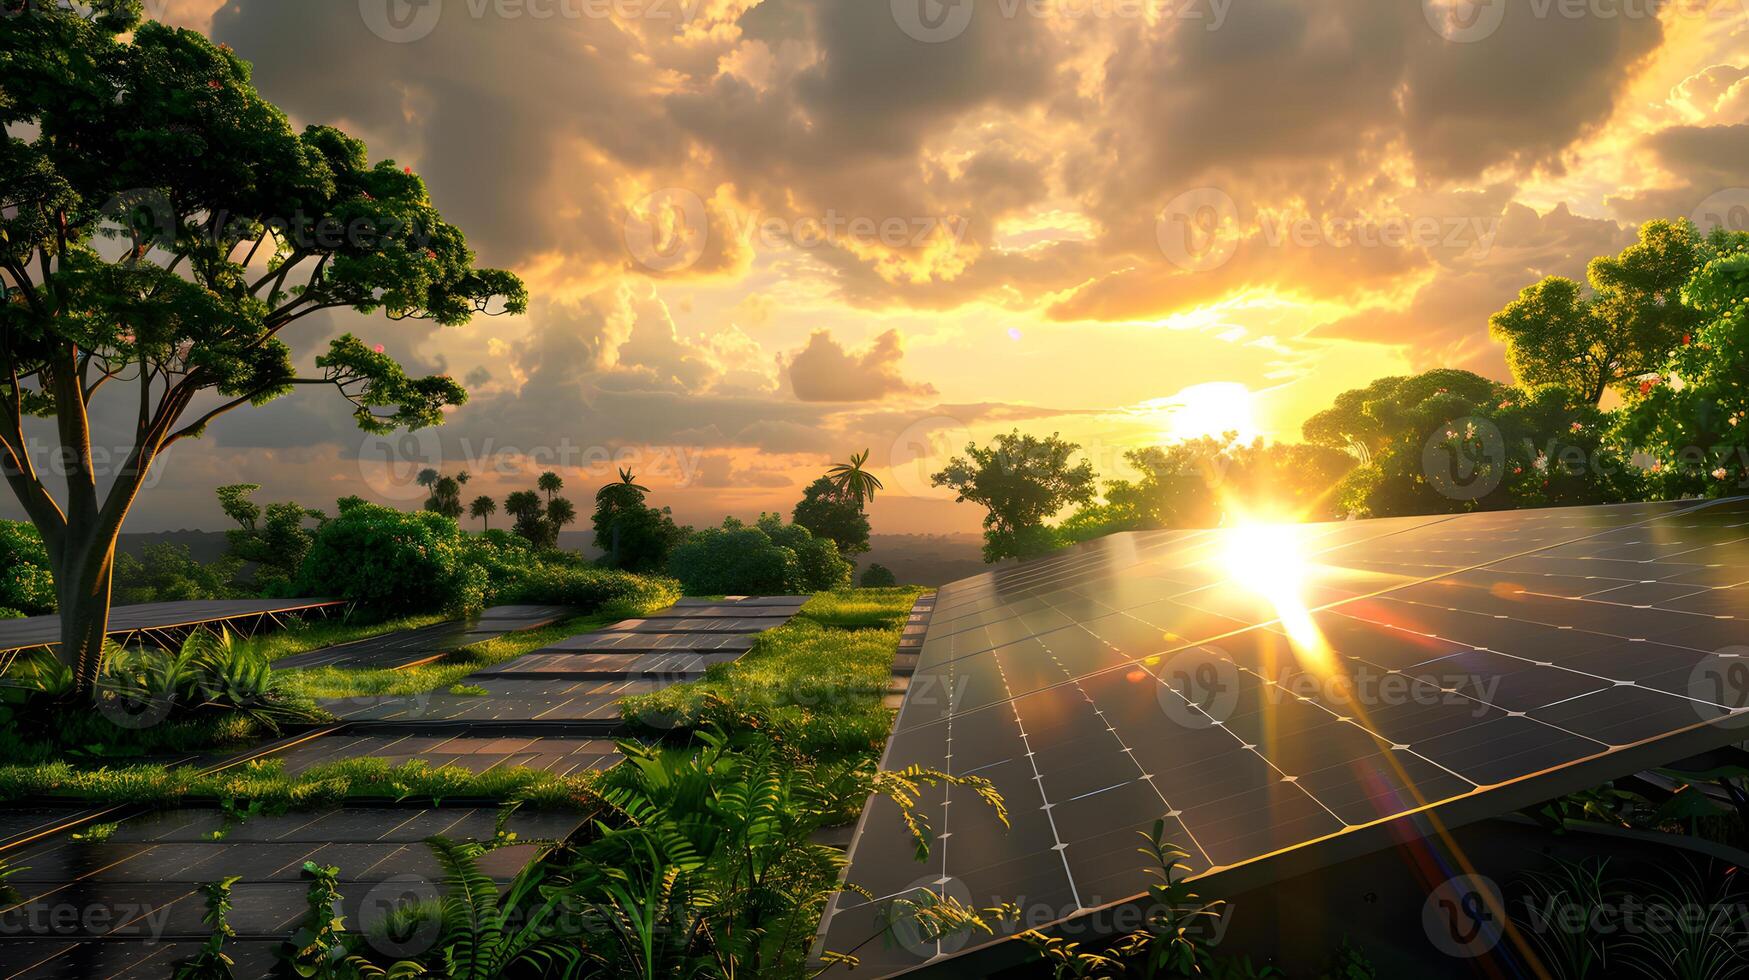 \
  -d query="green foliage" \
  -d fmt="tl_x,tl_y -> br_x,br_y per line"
859,563 -> 897,587
1612,232 -> 1749,498
216,484 -> 326,593
0,5 -> 524,695
553,732 -> 999,976
294,502 -> 484,614
622,590 -> 923,757
114,542 -> 241,604
0,755 -> 594,809
930,430 -> 1097,562
422,470 -> 470,520
591,468 -> 688,573
422,835 -> 578,978
1490,220 -> 1705,404
174,874 -> 243,980
793,477 -> 872,558
826,449 -> 884,505
1063,435 -> 1355,542
95,627 -> 323,735
1304,371 -> 1642,518
0,520 -> 56,615
665,515 -> 849,595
